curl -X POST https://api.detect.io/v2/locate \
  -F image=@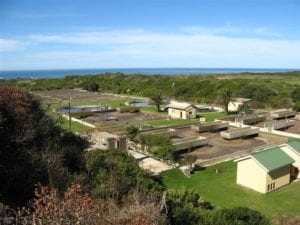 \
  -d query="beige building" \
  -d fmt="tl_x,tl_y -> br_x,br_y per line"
167,101 -> 196,119
228,97 -> 251,112
235,147 -> 294,193
280,141 -> 300,179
